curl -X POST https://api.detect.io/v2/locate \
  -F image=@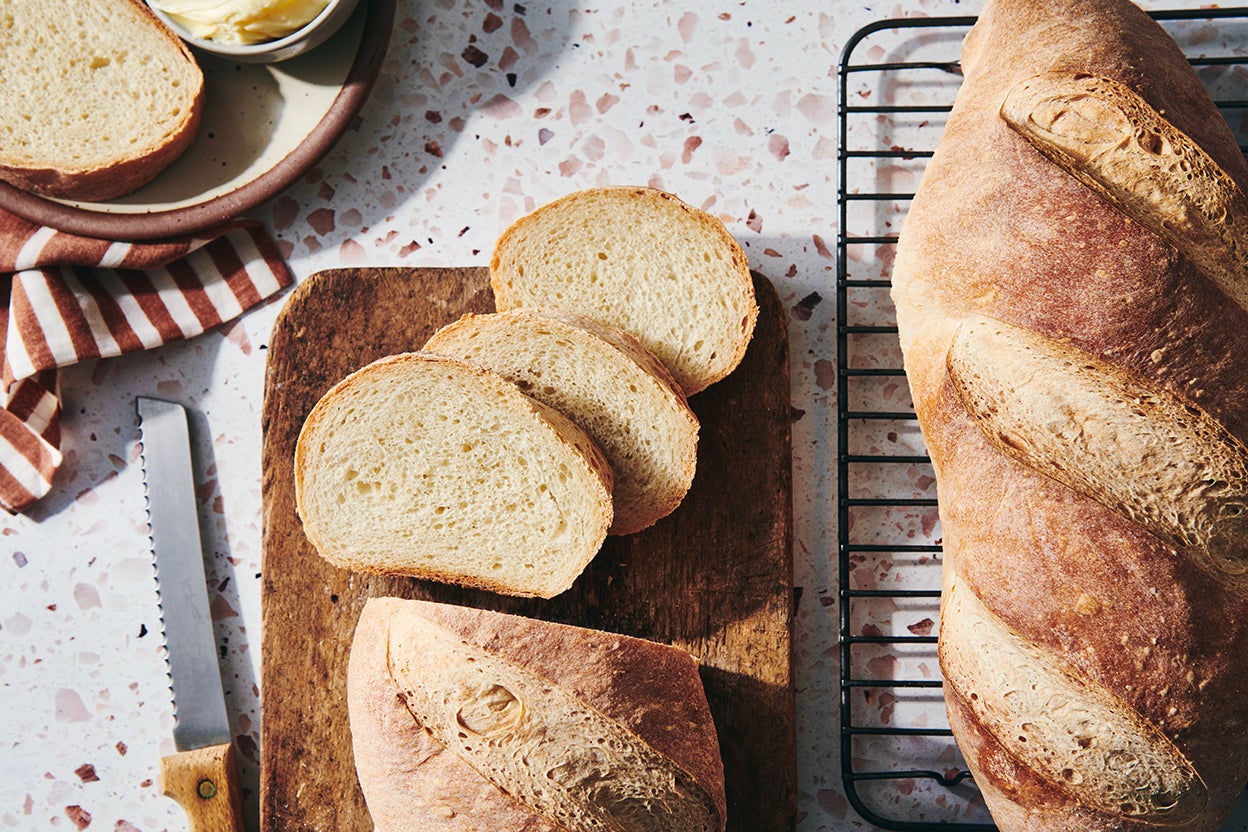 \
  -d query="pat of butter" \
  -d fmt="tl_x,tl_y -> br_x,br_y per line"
150,0 -> 331,45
